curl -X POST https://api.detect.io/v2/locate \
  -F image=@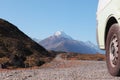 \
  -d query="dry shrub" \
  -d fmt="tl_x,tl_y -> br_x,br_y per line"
25,56 -> 45,67
61,53 -> 105,61
0,57 -> 9,64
